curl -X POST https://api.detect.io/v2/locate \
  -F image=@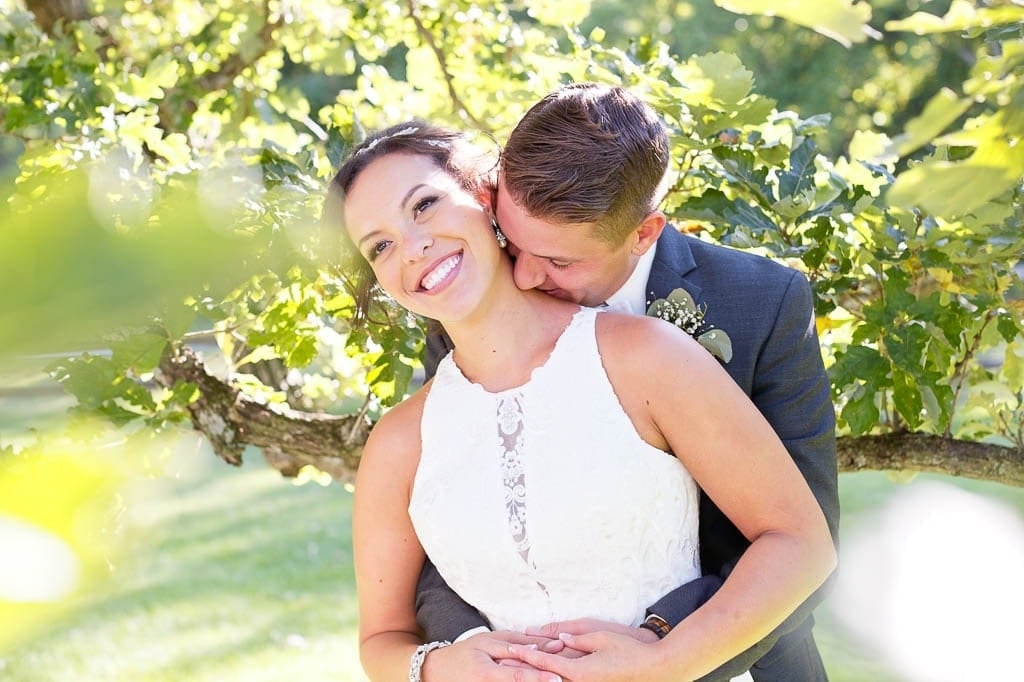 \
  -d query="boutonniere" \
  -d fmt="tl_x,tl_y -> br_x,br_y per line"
647,288 -> 733,364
